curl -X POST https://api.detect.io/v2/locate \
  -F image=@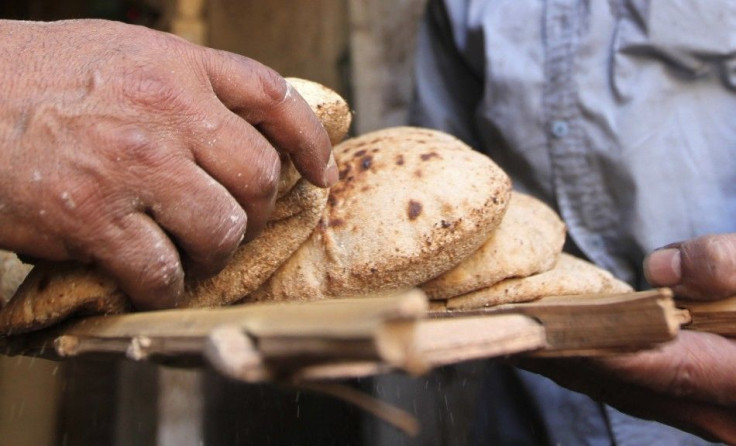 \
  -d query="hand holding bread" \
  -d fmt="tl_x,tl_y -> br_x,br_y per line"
0,20 -> 339,311
0,78 -> 631,336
